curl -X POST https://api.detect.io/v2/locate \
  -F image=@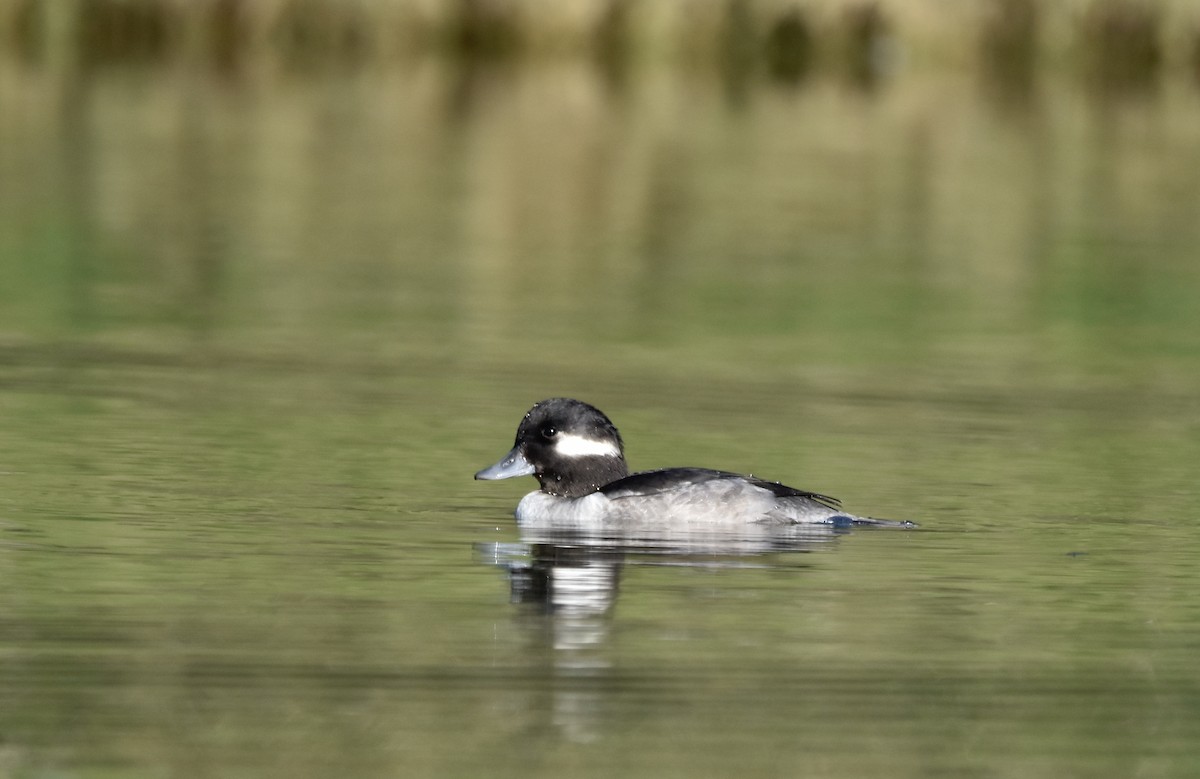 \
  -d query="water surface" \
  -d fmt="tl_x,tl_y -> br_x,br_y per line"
1,59 -> 1199,778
